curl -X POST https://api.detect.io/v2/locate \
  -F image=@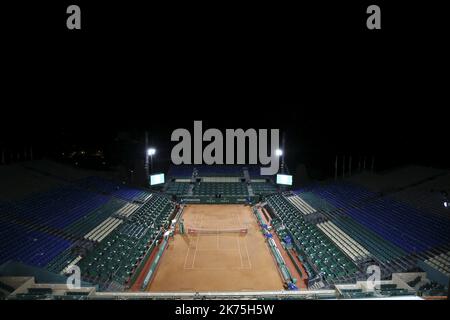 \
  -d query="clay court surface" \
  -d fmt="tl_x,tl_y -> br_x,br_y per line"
147,204 -> 284,292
